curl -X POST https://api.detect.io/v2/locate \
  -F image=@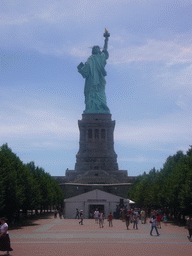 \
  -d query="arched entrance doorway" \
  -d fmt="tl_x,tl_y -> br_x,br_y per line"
89,204 -> 105,219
